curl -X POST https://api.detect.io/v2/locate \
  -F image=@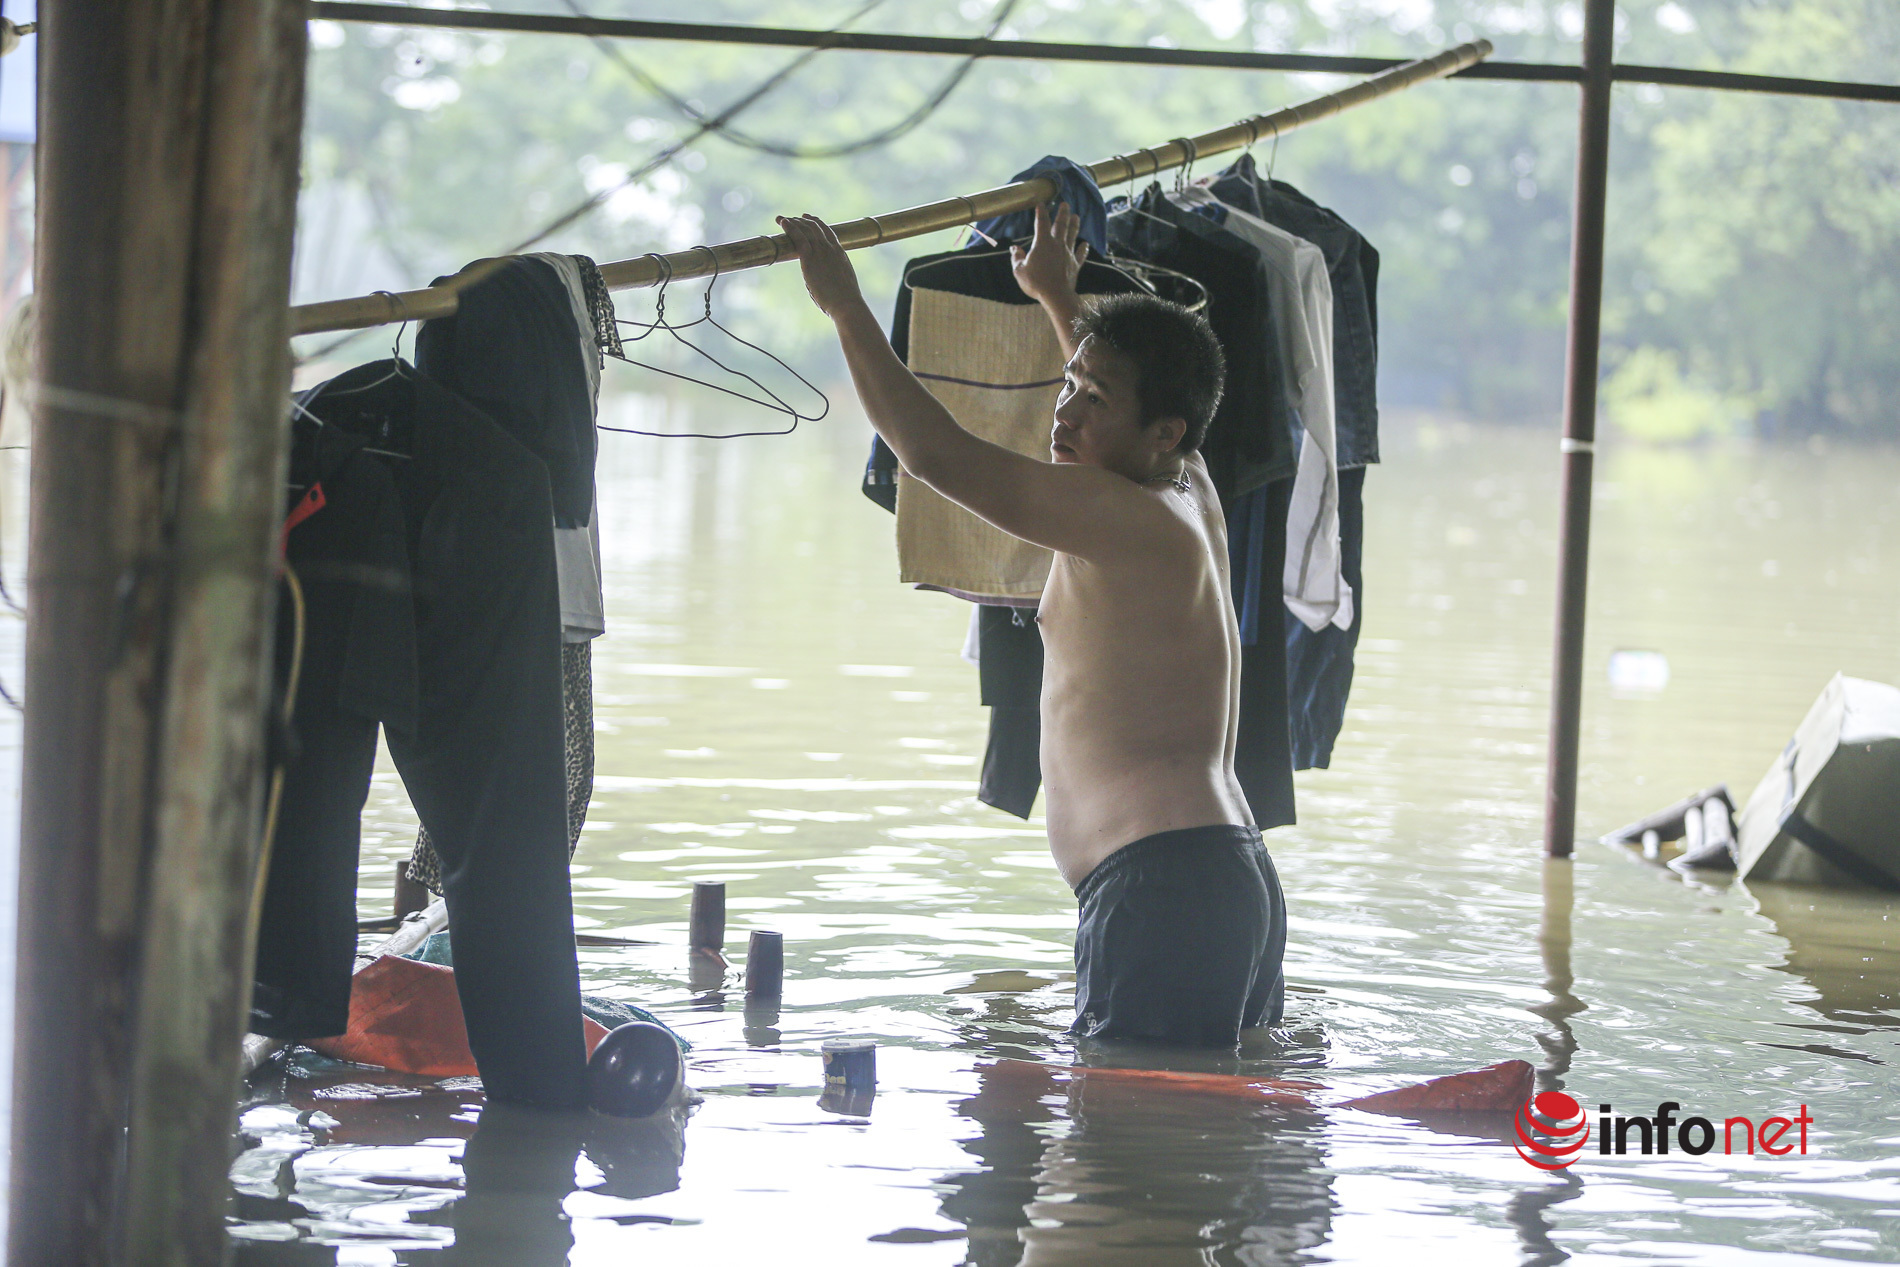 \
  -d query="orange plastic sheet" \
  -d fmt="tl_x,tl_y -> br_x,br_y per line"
307,954 -> 608,1078
980,1057 -> 1534,1116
